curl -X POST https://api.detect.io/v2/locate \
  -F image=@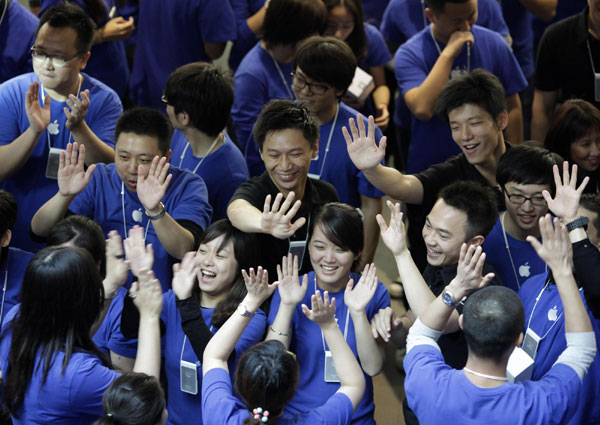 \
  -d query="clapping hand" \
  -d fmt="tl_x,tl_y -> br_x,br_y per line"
57,142 -> 96,197
103,230 -> 129,297
64,90 -> 90,131
124,225 -> 154,277
130,267 -> 163,319
544,162 -> 589,220
276,254 -> 308,306
371,307 -> 402,343
302,290 -> 336,325
172,251 -> 199,300
376,201 -> 408,256
260,192 -> 306,239
25,81 -> 50,133
345,263 -> 378,313
137,156 -> 172,214
342,114 -> 386,172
